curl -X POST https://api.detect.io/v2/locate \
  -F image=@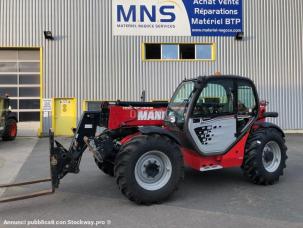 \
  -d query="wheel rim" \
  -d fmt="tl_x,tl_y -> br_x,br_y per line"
262,141 -> 281,173
135,150 -> 172,191
10,122 -> 17,137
